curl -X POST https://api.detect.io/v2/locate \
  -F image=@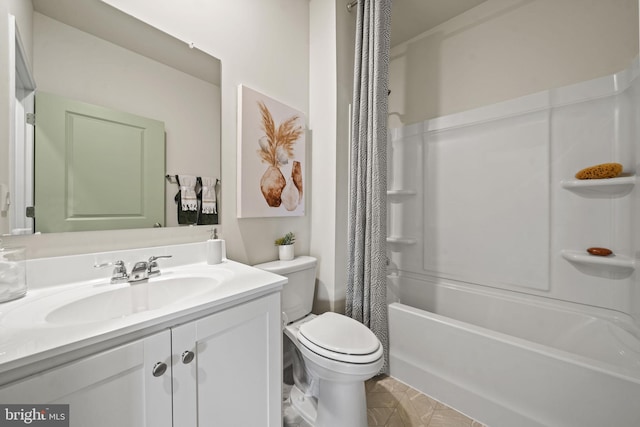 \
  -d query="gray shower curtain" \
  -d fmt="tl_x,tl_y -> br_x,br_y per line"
346,0 -> 392,374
